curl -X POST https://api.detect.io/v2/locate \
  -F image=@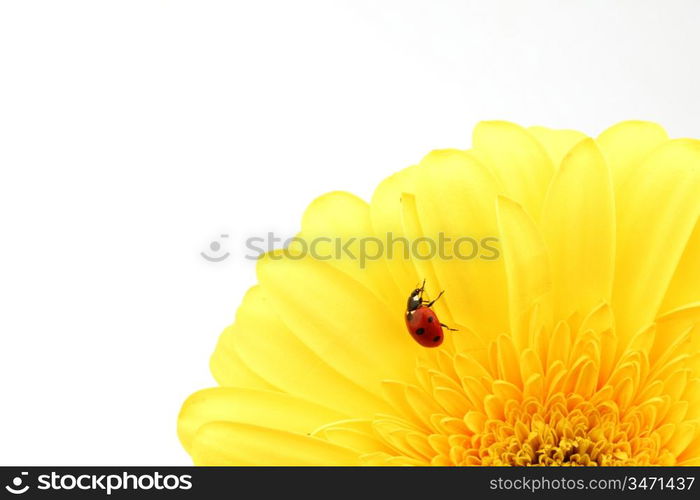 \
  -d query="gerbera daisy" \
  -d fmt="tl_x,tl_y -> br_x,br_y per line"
178,121 -> 700,466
